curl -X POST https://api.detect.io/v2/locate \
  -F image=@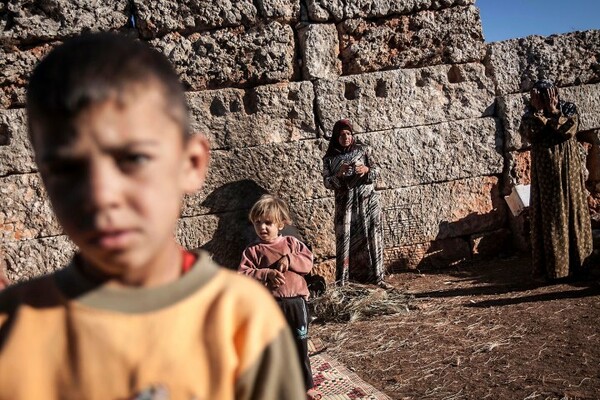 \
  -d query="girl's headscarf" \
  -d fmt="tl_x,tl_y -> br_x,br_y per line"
532,79 -> 577,117
324,119 -> 356,158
